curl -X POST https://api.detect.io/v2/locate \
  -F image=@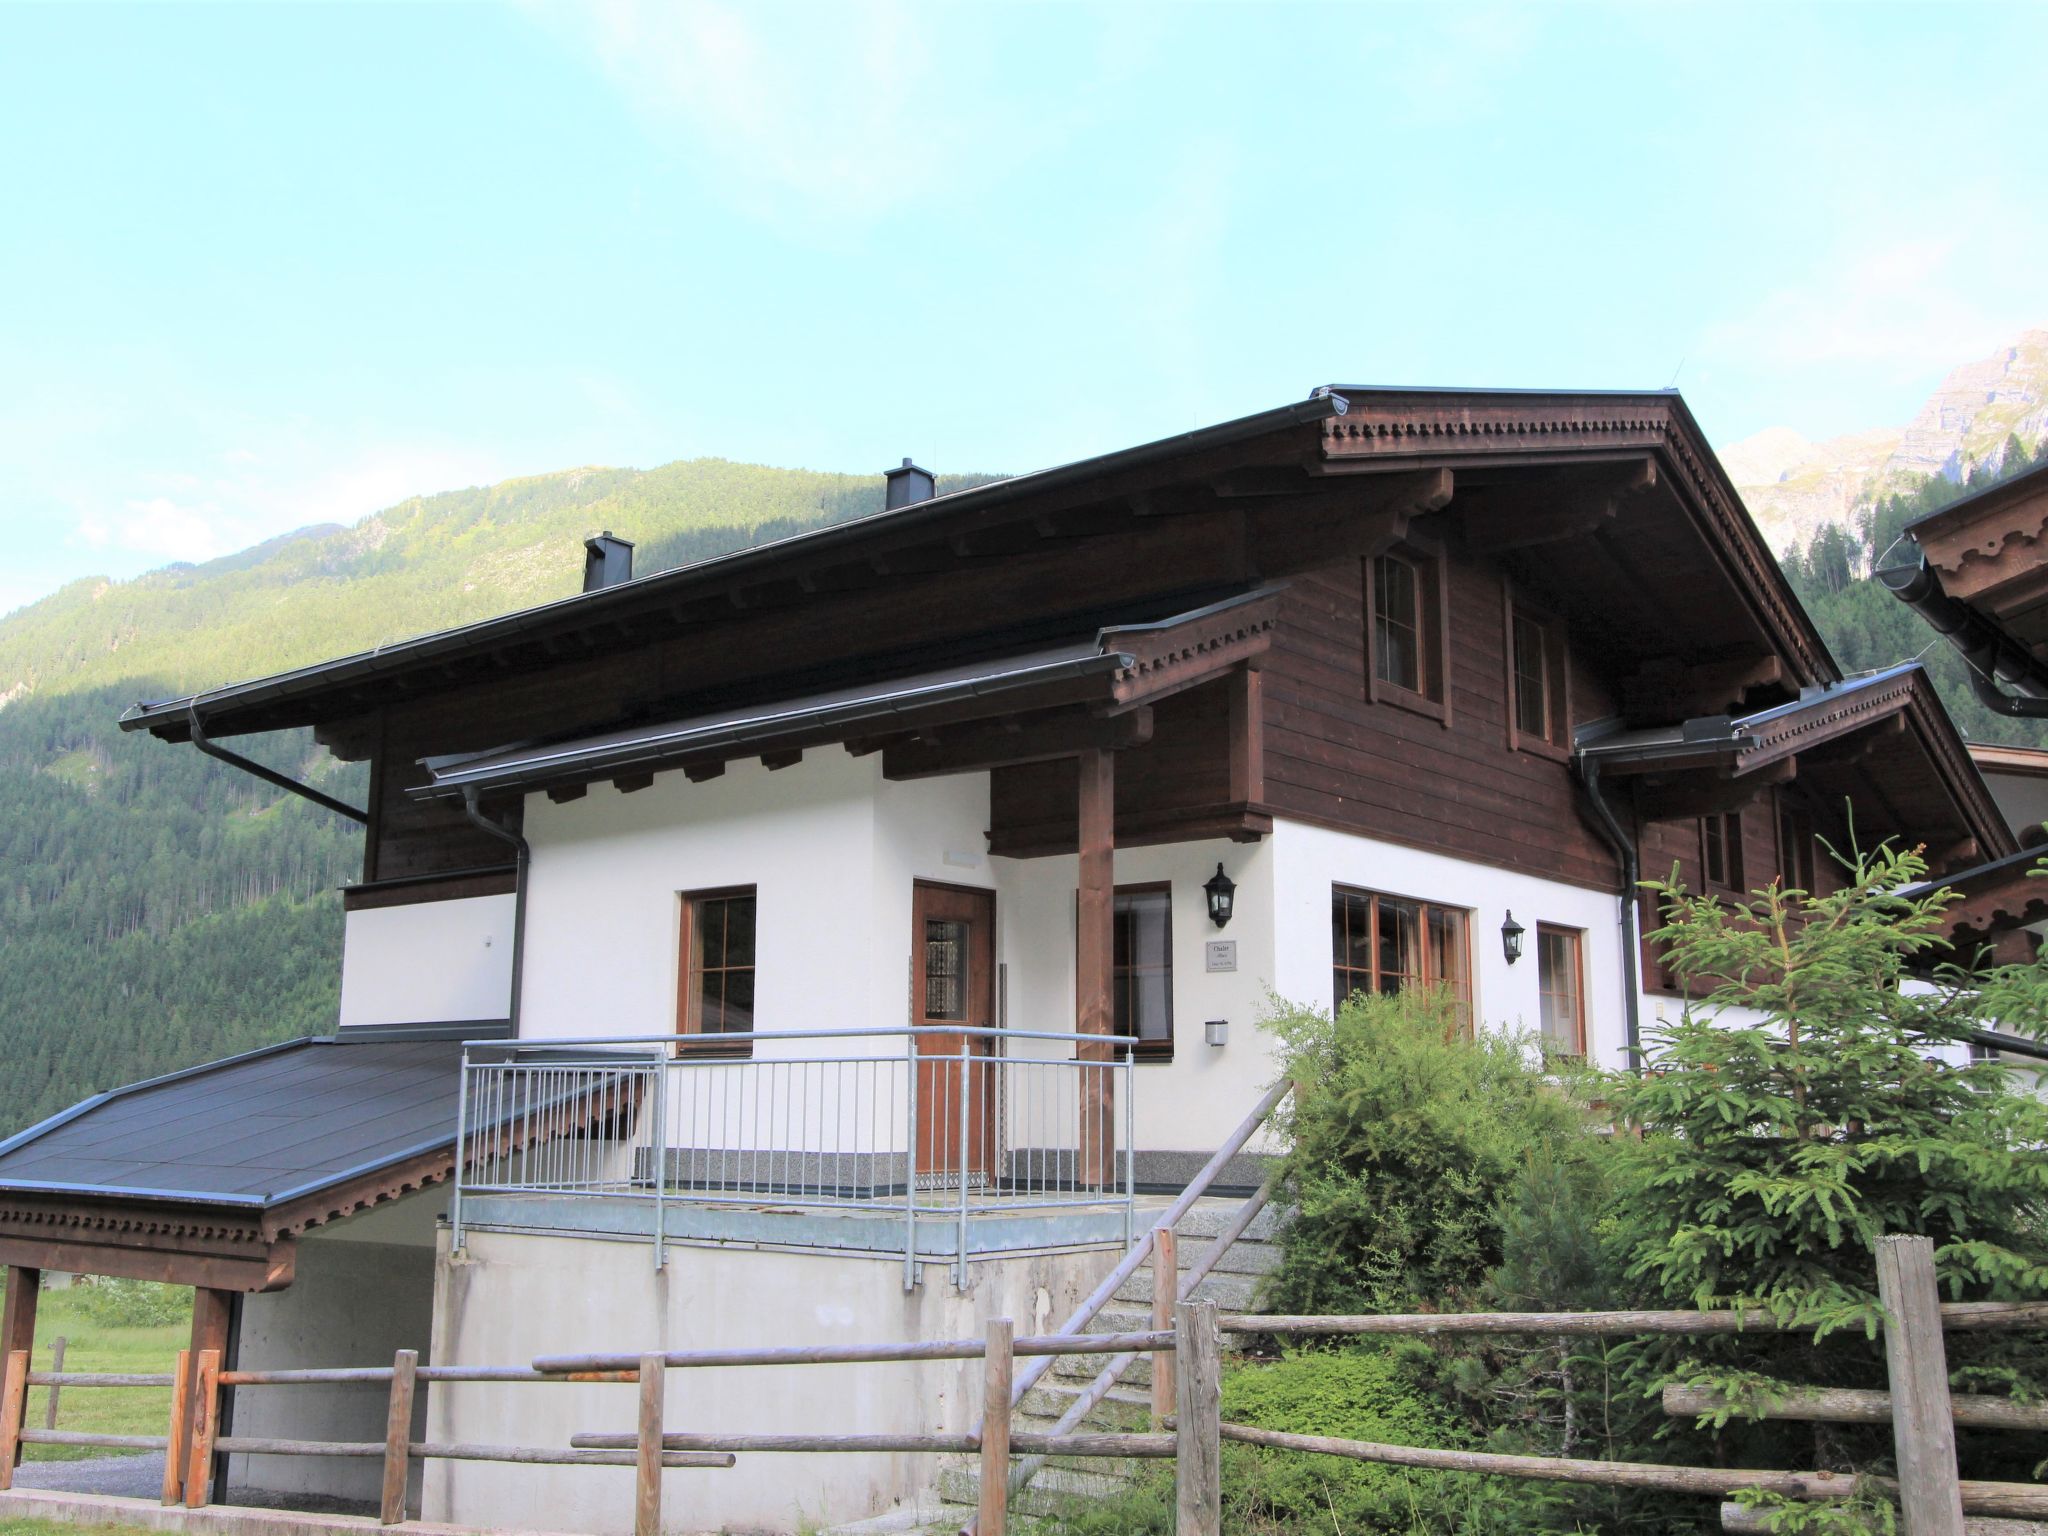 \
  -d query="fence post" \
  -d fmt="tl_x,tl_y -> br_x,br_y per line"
1151,1227 -> 1178,1427
1175,1299 -> 1220,1536
1875,1235 -> 1965,1536
380,1347 -> 419,1525
161,1349 -> 192,1506
979,1317 -> 1014,1536
0,1349 -> 27,1489
635,1354 -> 664,1536
42,1336 -> 64,1432
184,1347 -> 222,1509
